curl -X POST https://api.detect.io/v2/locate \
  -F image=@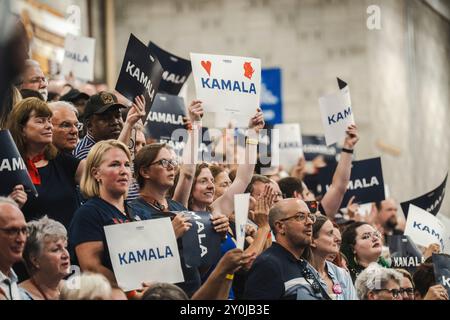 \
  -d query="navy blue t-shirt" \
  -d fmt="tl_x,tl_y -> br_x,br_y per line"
22,152 -> 81,229
69,197 -> 151,271
129,197 -> 201,297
